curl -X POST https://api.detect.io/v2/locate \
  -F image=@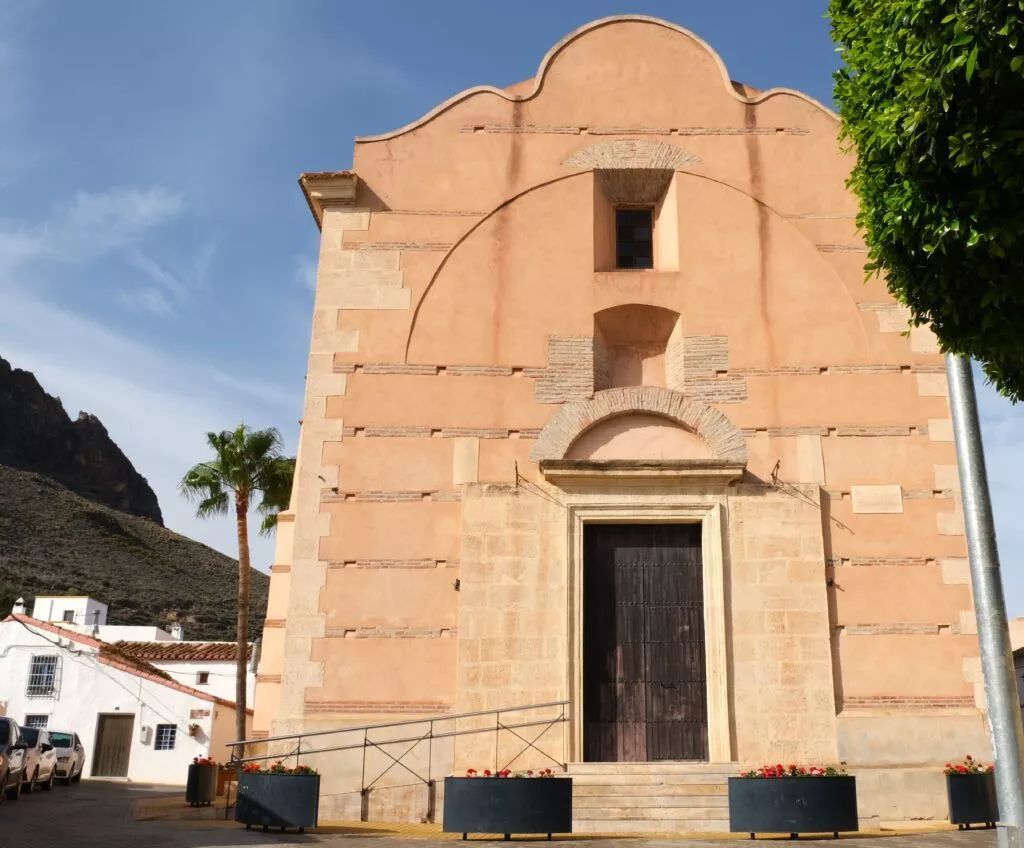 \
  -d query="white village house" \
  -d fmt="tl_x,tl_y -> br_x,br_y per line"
0,595 -> 254,784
